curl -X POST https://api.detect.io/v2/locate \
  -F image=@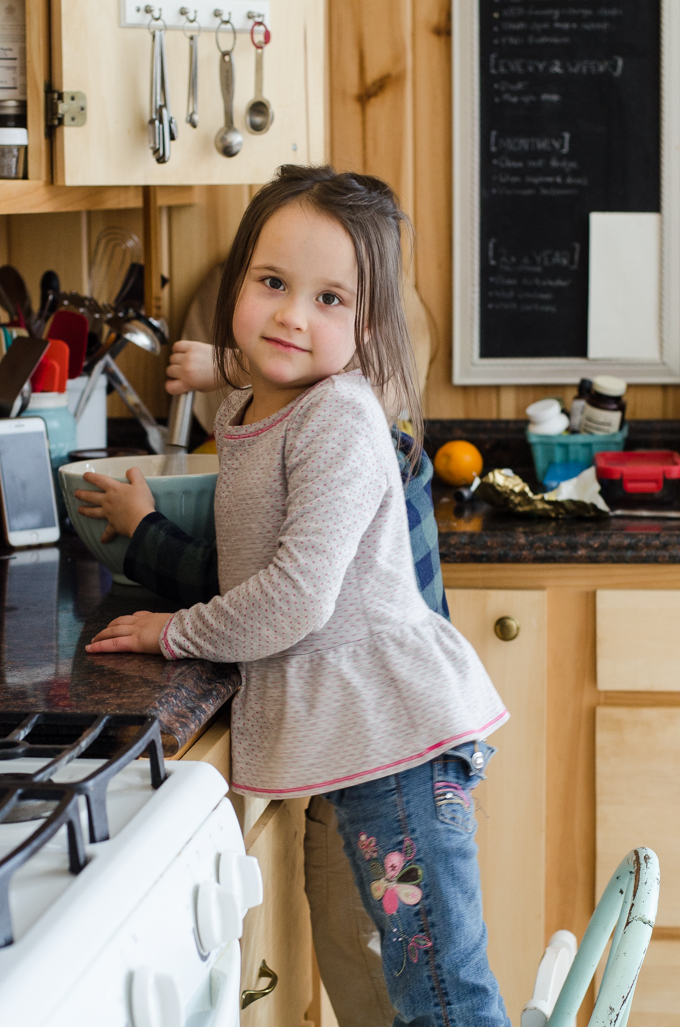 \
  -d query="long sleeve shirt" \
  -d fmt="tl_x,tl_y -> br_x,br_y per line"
158,371 -> 508,798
